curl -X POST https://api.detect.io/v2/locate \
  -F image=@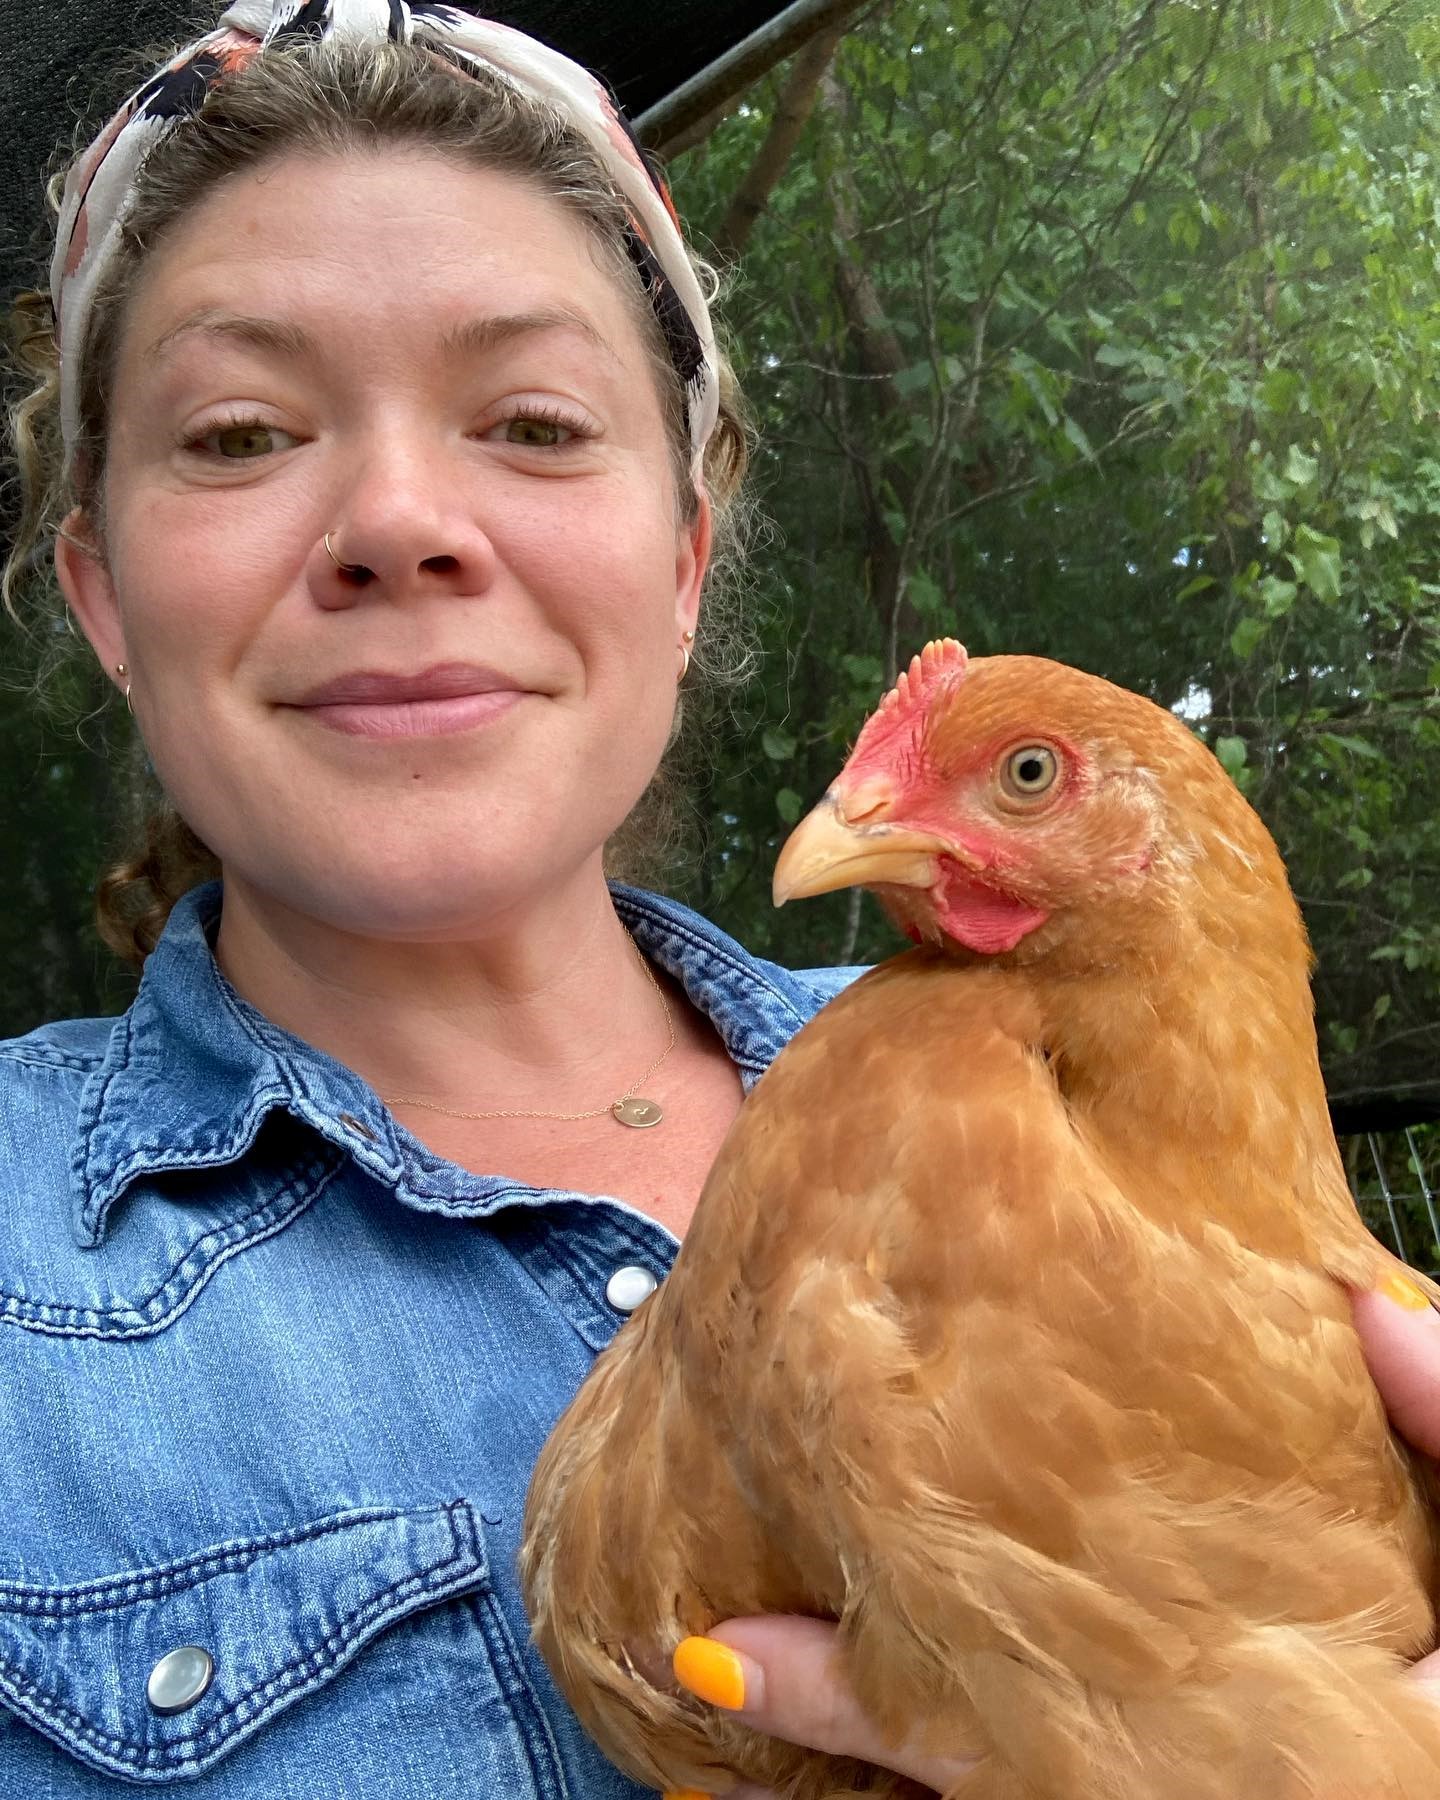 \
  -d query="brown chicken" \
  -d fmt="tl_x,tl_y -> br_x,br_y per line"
520,639 -> 1440,1800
